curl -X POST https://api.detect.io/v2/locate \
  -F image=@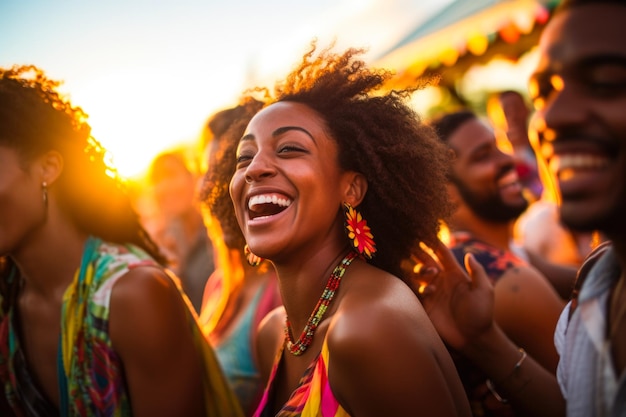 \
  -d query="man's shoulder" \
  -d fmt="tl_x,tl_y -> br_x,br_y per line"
569,241 -> 614,317
449,233 -> 526,283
